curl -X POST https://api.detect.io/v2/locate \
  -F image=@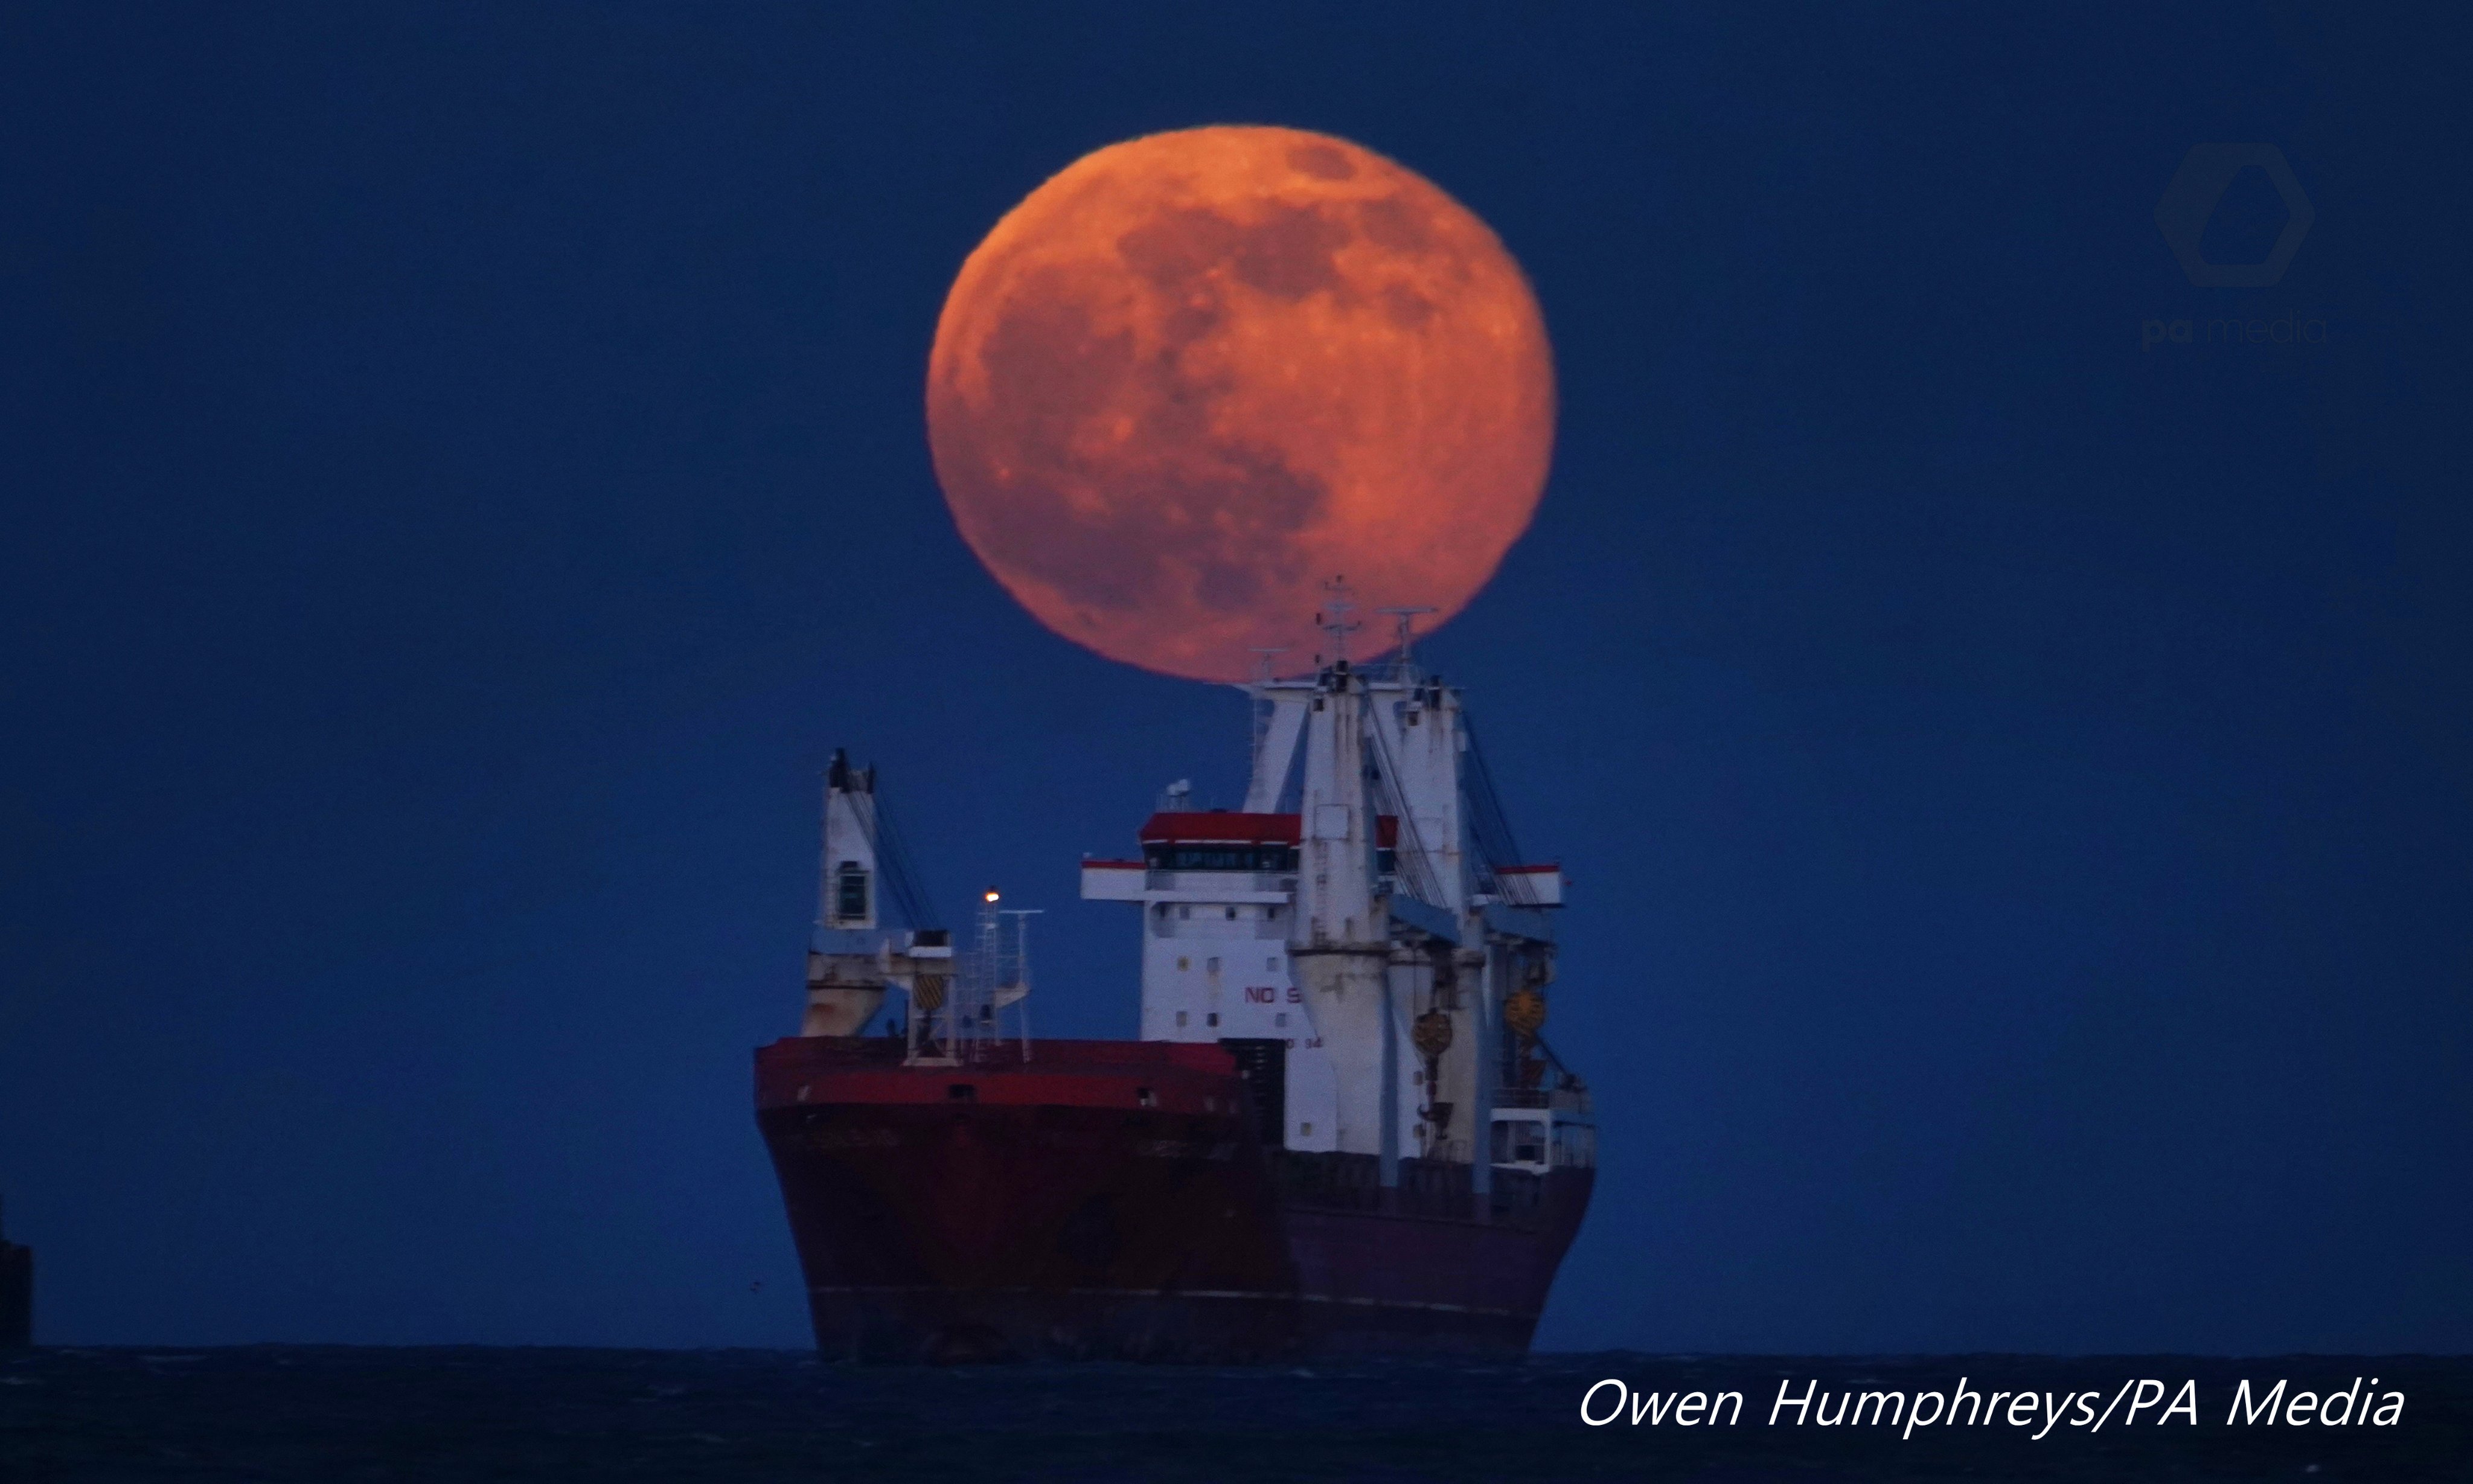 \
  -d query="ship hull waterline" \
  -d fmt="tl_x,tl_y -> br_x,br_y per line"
758,1035 -> 1592,1363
